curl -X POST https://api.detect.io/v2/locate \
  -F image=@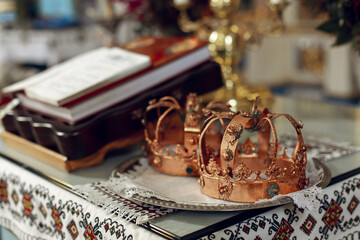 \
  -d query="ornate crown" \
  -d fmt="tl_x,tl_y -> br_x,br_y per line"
143,93 -> 229,176
198,97 -> 309,202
